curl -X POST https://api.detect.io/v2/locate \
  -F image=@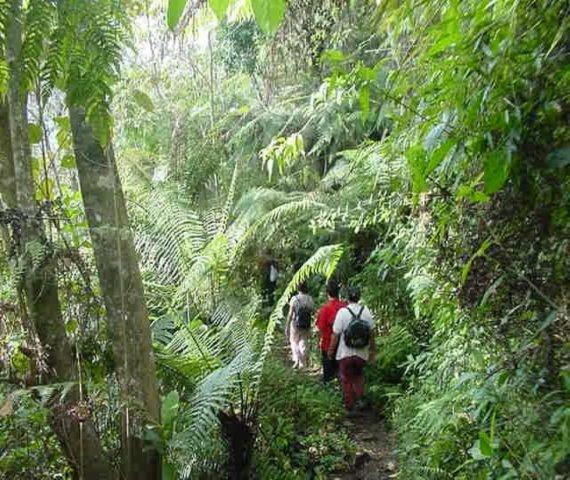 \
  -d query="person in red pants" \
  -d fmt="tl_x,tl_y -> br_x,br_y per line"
328,285 -> 375,411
